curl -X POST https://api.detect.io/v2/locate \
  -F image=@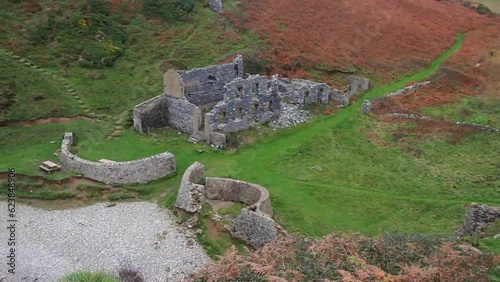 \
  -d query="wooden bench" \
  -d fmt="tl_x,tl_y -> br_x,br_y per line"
39,161 -> 61,173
